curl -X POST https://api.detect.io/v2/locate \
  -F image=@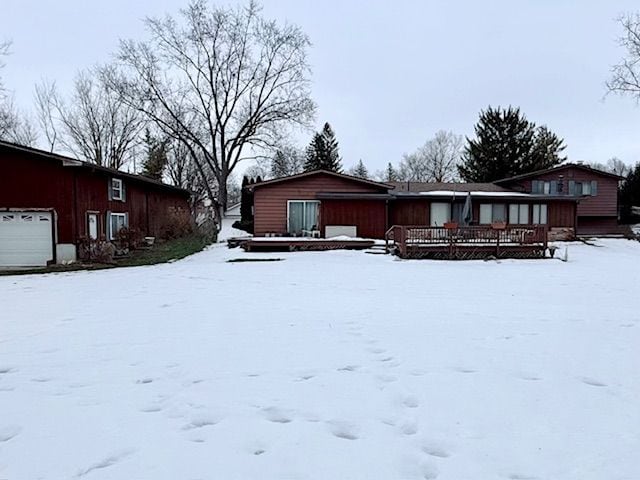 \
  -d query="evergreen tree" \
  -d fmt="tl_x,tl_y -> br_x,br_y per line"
528,125 -> 567,172
384,162 -> 398,182
233,175 -> 254,234
303,122 -> 343,172
141,129 -> 168,180
620,162 -> 640,222
349,159 -> 369,179
458,106 -> 566,182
